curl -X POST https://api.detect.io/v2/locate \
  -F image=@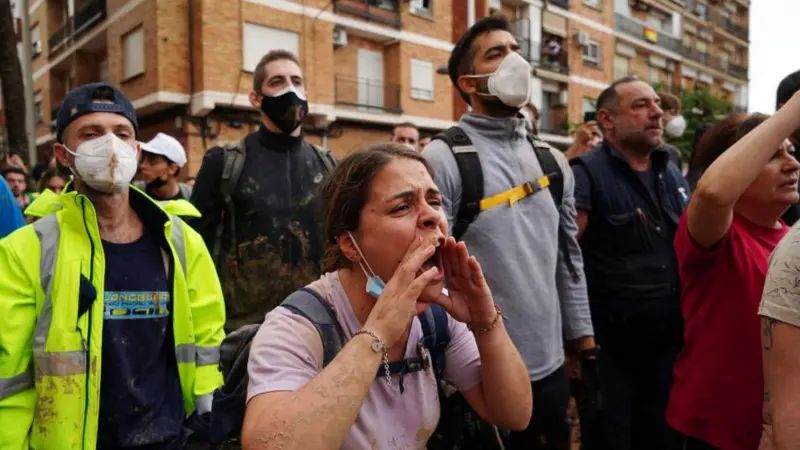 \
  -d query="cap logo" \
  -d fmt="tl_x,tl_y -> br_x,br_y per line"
71,106 -> 78,116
